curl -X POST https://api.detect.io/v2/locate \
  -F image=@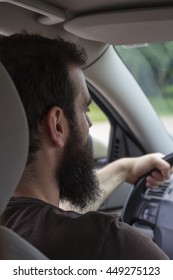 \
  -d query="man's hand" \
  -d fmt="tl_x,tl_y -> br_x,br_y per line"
127,153 -> 172,187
